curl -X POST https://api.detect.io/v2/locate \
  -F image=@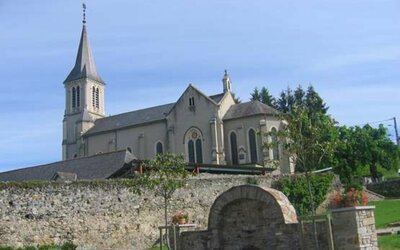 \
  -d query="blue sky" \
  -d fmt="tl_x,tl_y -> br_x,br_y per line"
0,0 -> 399,172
